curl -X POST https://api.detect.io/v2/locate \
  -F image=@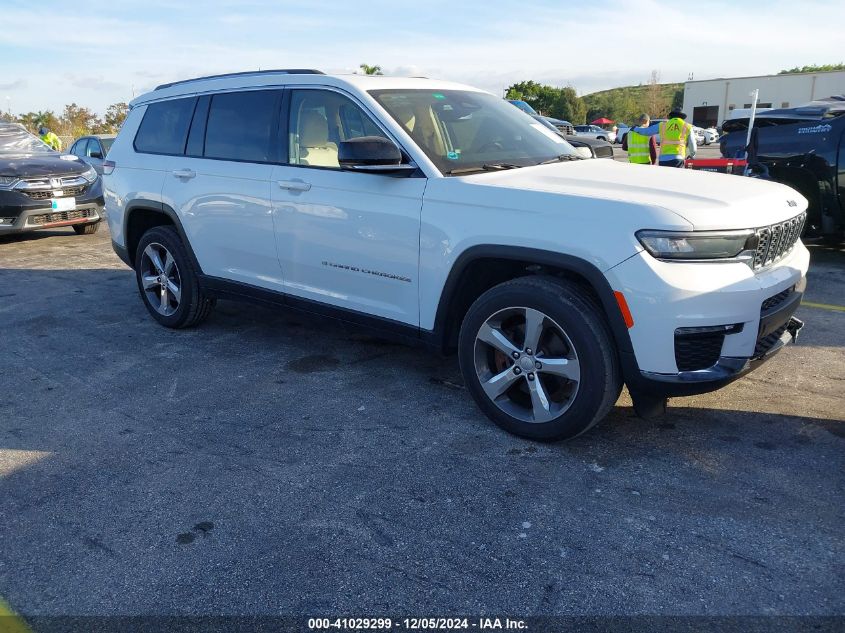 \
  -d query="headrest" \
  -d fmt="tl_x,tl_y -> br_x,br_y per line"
300,110 -> 329,146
